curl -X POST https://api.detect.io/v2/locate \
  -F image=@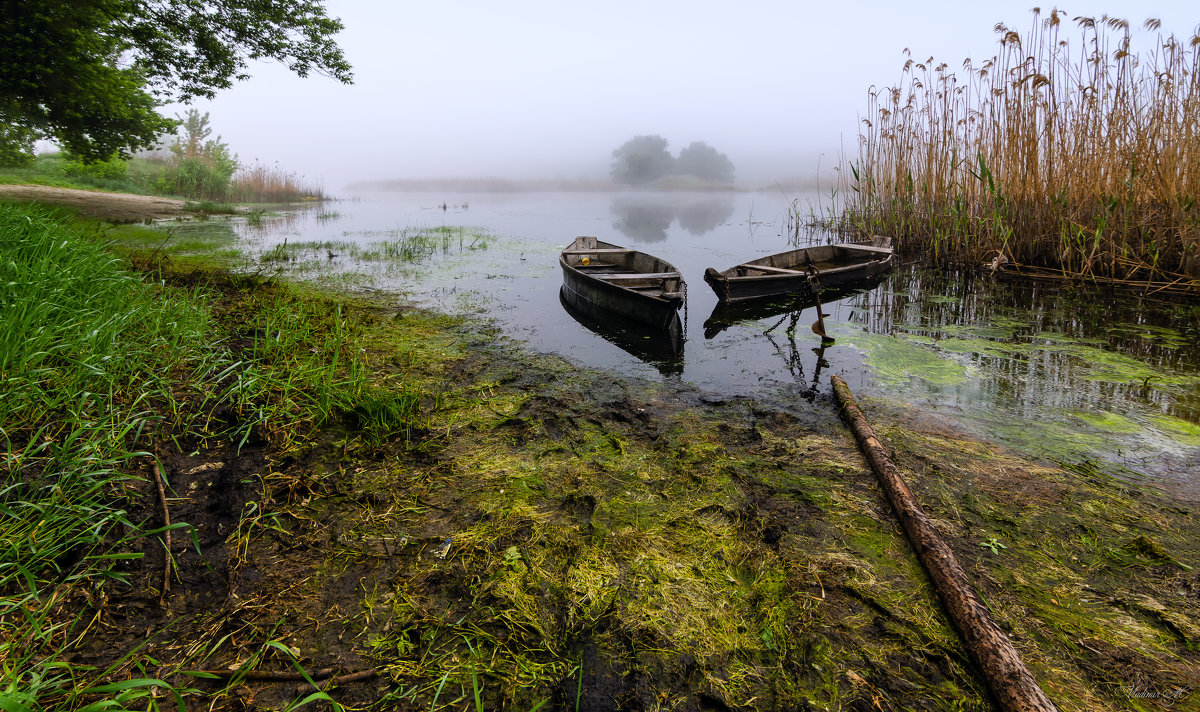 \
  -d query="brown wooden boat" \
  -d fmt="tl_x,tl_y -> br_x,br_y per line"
559,236 -> 685,330
704,240 -> 893,303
